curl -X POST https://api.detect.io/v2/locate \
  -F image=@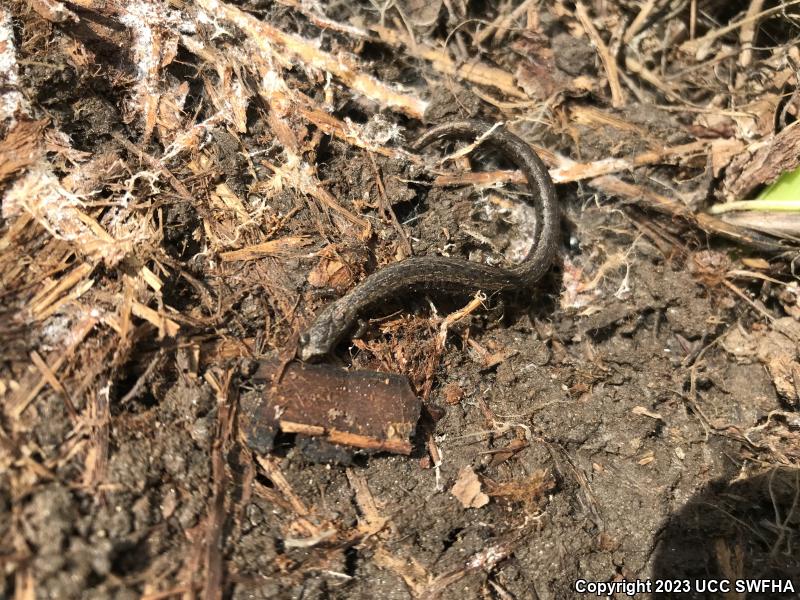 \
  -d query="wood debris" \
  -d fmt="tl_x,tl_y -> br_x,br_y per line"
722,319 -> 800,406
241,360 -> 421,455
451,465 -> 489,509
